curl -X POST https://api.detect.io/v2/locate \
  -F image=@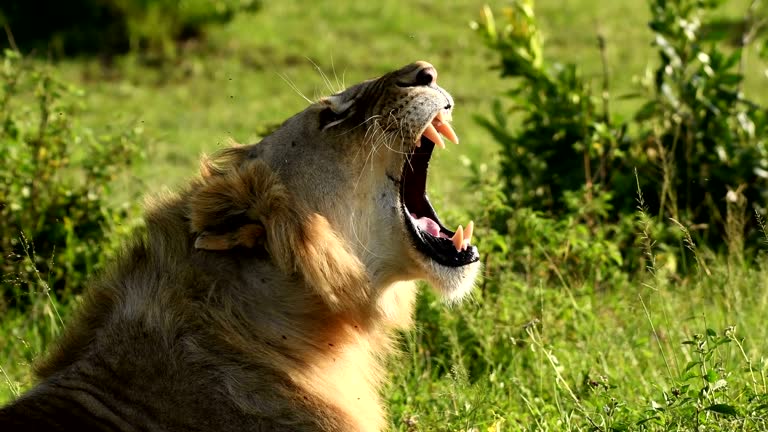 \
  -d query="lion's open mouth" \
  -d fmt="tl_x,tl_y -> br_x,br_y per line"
400,113 -> 480,267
